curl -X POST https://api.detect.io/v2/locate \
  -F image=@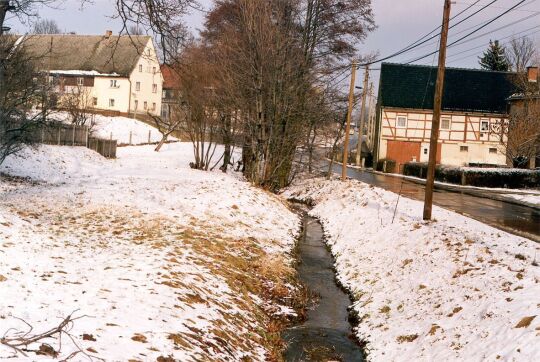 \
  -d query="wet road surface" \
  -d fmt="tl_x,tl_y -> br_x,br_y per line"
334,164 -> 540,241
283,215 -> 364,362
